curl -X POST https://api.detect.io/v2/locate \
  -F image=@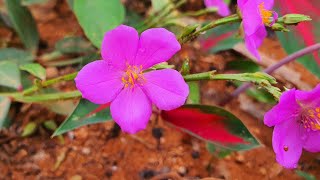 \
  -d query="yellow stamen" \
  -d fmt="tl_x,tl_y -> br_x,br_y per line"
259,2 -> 273,25
121,65 -> 145,88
